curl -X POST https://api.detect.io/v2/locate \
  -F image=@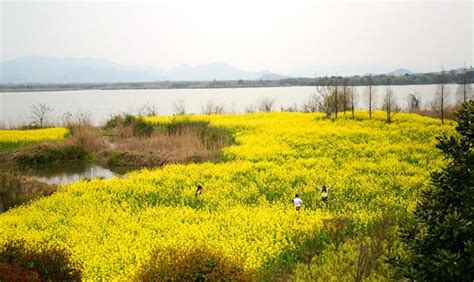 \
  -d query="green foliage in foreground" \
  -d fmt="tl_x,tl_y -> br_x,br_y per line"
0,239 -> 82,281
401,101 -> 474,280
